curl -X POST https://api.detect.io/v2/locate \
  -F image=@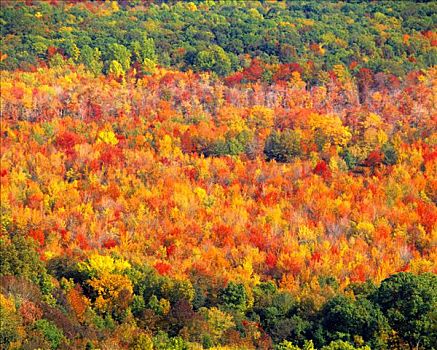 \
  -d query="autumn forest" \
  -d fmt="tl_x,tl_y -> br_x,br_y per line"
0,1 -> 436,349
